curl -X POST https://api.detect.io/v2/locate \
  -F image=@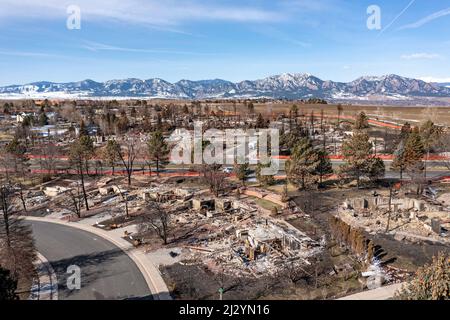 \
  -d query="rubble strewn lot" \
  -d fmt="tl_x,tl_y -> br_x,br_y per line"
14,173 -> 440,300
339,193 -> 449,244
134,191 -> 323,277
17,174 -> 368,300
2,100 -> 449,300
